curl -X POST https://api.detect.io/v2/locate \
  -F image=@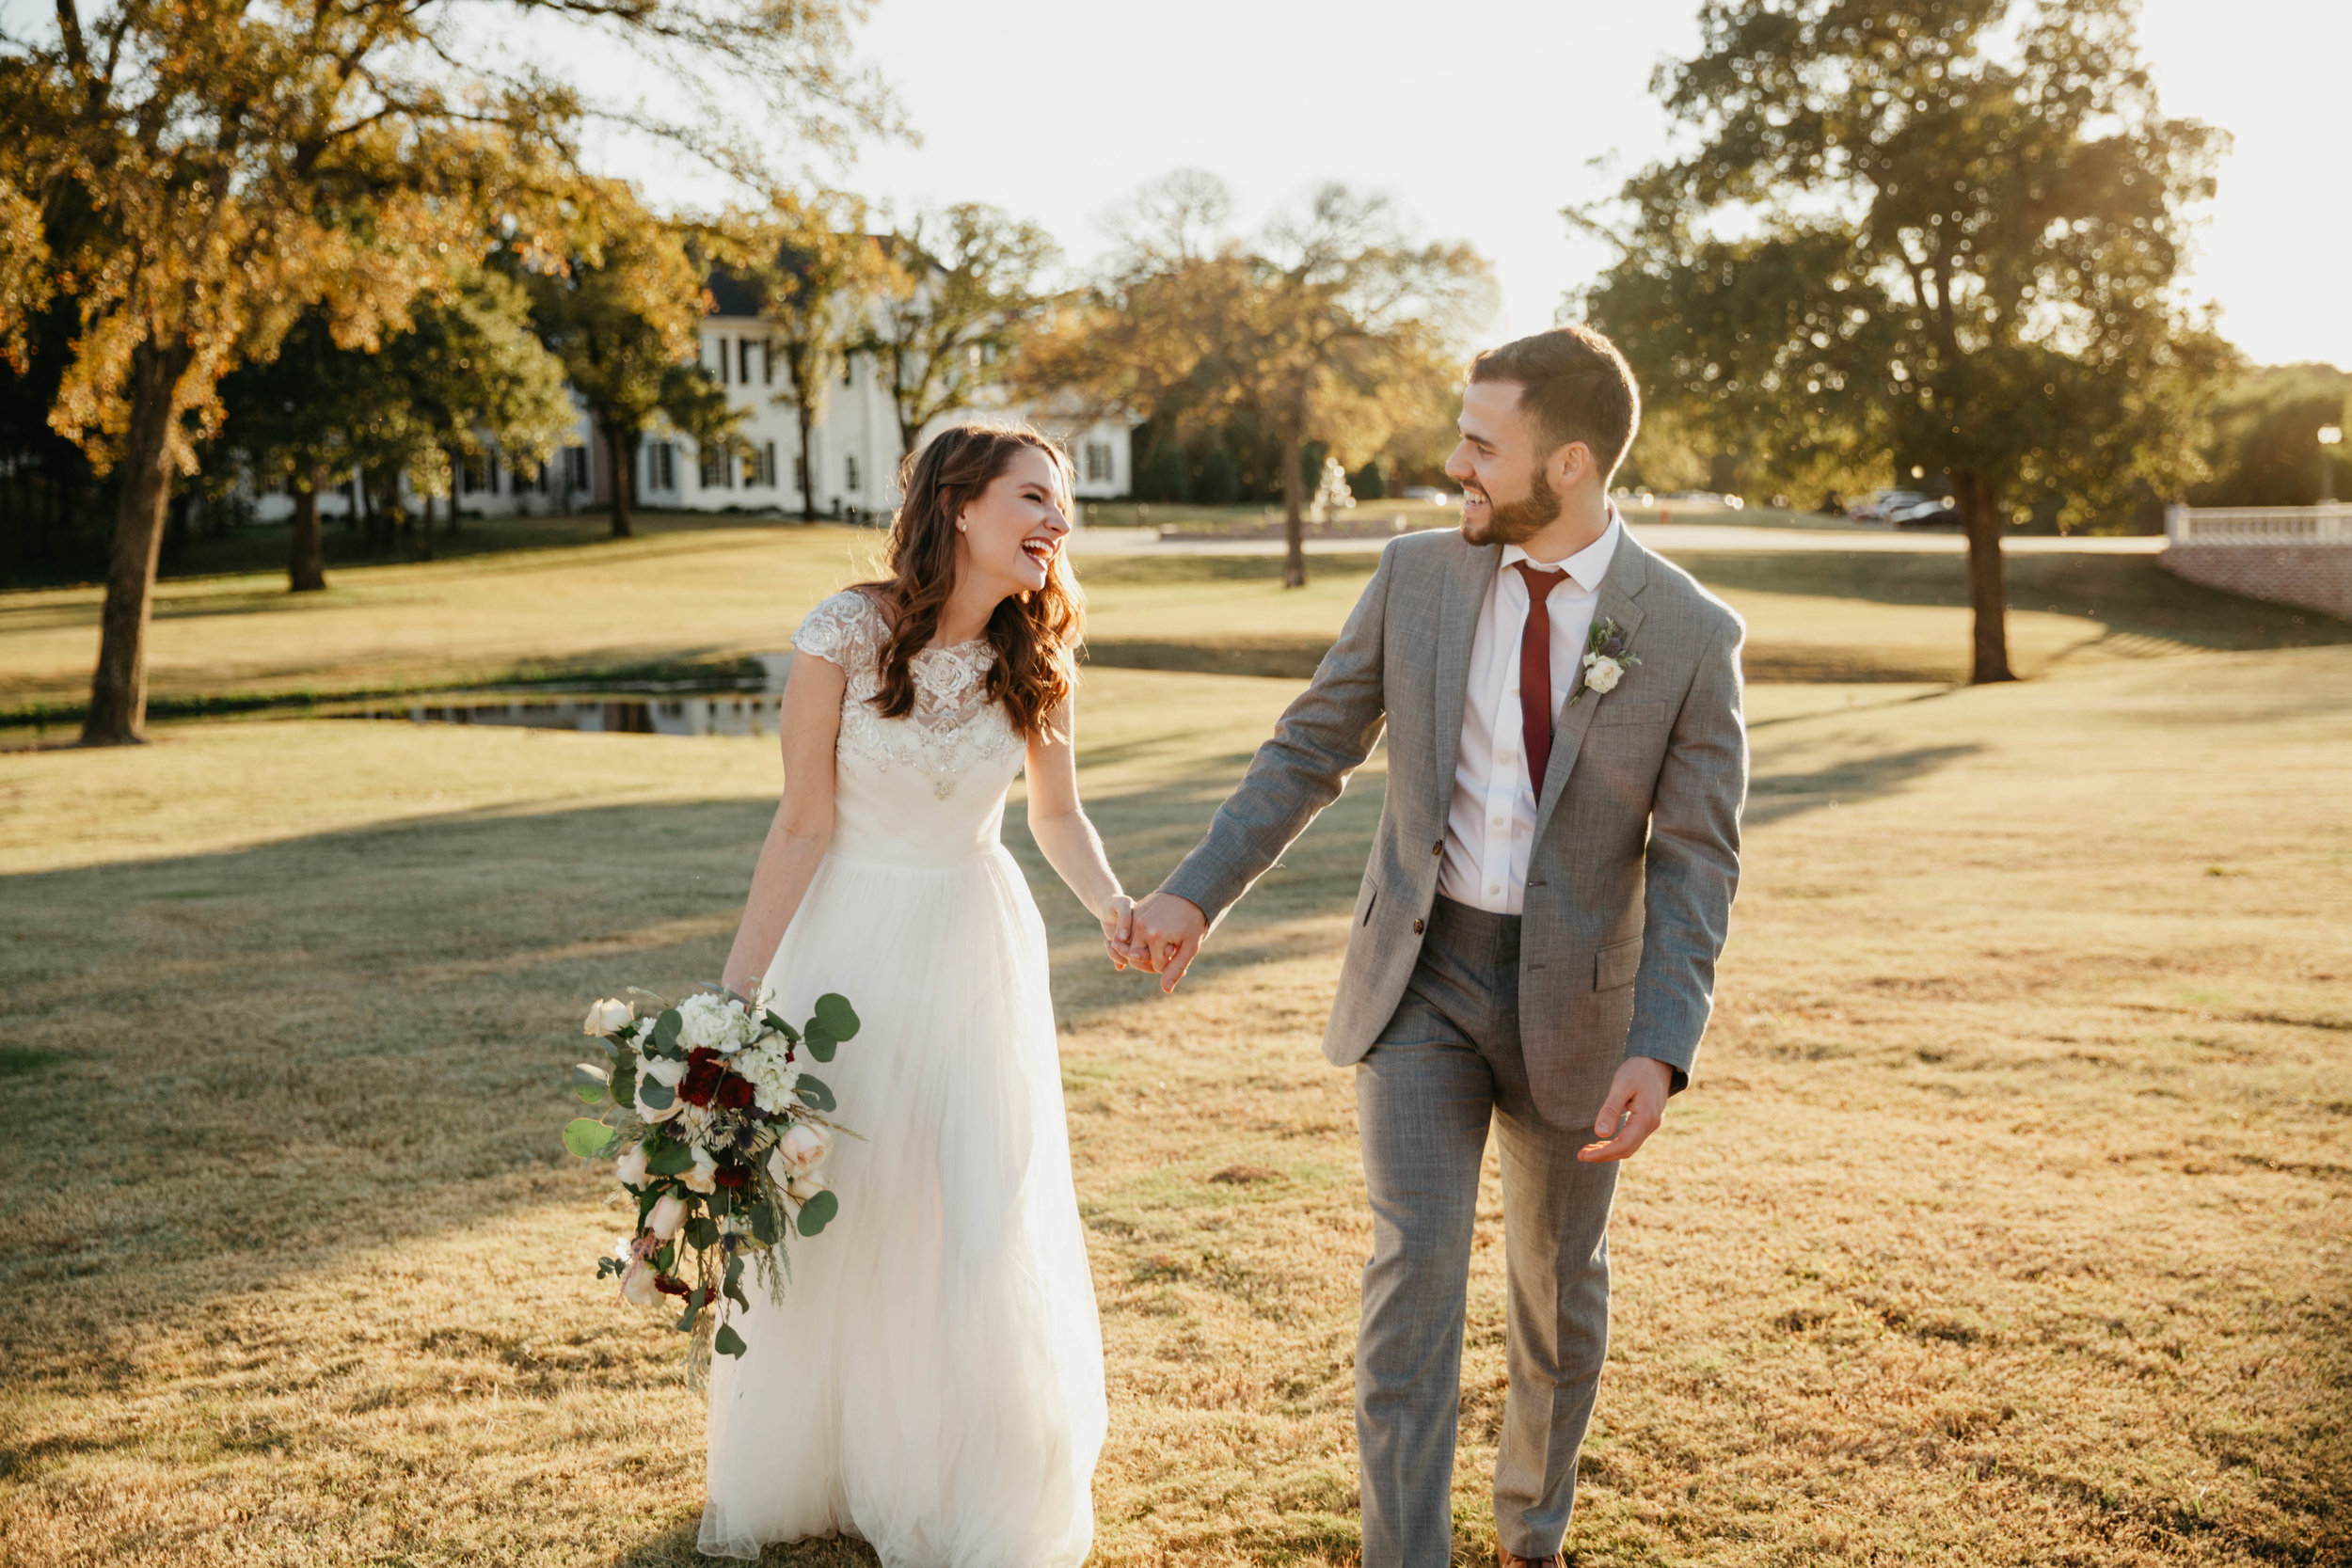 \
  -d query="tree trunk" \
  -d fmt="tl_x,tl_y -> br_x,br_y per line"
796,406 -> 819,524
1957,470 -> 2012,684
443,446 -> 466,534
603,418 -> 635,538
287,466 -> 327,592
1279,428 -> 1308,589
81,340 -> 194,746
